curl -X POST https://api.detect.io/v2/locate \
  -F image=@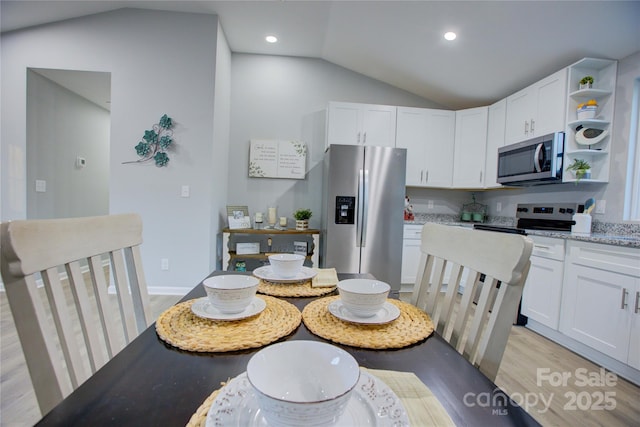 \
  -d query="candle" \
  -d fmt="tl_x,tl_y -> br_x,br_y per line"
279,217 -> 287,227
268,207 -> 277,225
255,212 -> 263,223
